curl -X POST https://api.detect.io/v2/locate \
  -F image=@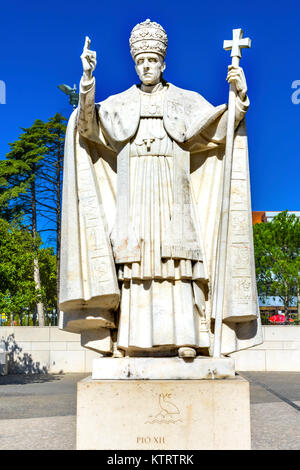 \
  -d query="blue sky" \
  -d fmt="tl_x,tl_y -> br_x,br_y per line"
0,0 -> 299,214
